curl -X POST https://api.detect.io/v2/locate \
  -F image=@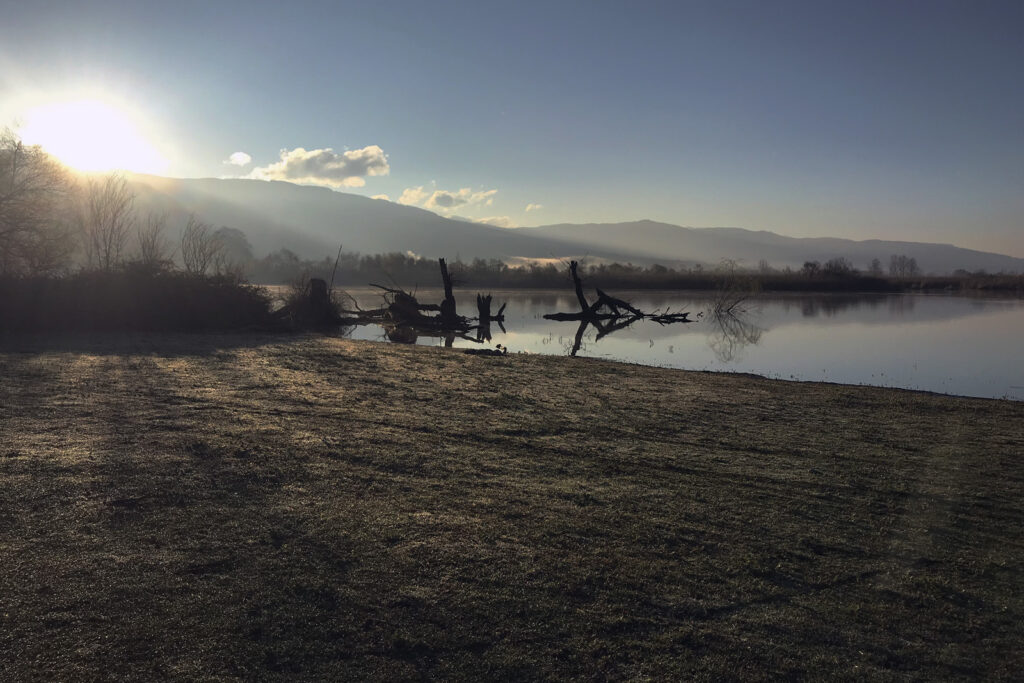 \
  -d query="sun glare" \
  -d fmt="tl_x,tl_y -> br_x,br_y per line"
18,99 -> 168,174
